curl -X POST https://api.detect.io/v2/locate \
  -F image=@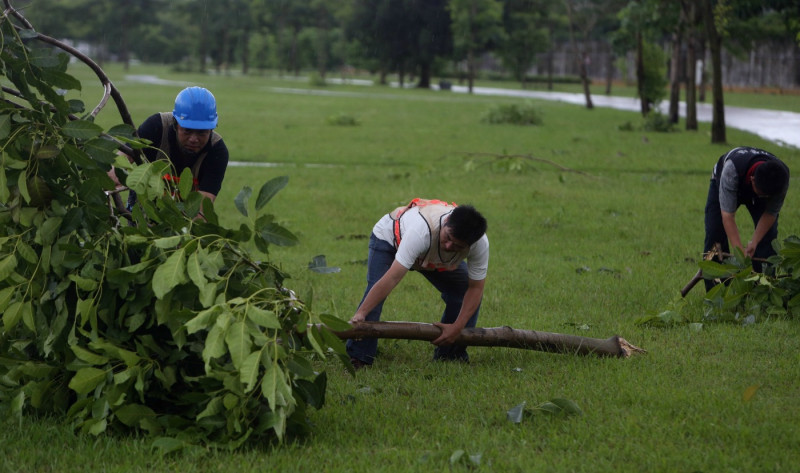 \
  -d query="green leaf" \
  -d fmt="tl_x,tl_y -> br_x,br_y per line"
68,274 -> 99,291
15,240 -> 38,264
84,137 -> 120,164
319,313 -> 353,332
0,286 -> 15,313
225,321 -> 252,369
259,222 -> 299,247
150,437 -> 189,456
549,398 -> 583,416
178,167 -> 193,199
71,345 -> 110,365
35,217 -> 63,246
185,305 -> 221,334
0,166 -> 8,202
0,114 -> 11,140
153,235 -> 184,248
245,305 -> 281,329
235,186 -> 252,217
255,176 -> 288,211
68,367 -> 107,395
152,249 -> 187,298
203,324 -> 227,368
61,120 -> 103,140
699,260 -> 740,279
187,251 -> 207,292
0,253 -> 18,281
115,404 -> 157,427
10,390 -> 25,417
3,300 -> 25,331
240,351 -> 261,393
